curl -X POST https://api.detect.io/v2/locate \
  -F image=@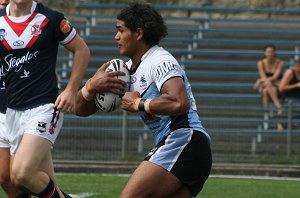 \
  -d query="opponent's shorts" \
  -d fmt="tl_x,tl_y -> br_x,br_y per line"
6,103 -> 64,155
0,112 -> 9,148
144,128 -> 212,197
